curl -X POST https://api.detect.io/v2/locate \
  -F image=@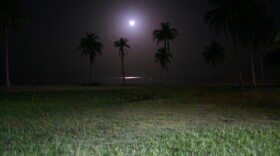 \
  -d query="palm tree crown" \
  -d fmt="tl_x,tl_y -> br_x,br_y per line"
78,33 -> 103,84
78,33 -> 102,63
152,22 -> 178,47
155,47 -> 172,83
155,47 -> 172,70
204,0 -> 241,38
203,41 -> 226,68
114,37 -> 131,57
